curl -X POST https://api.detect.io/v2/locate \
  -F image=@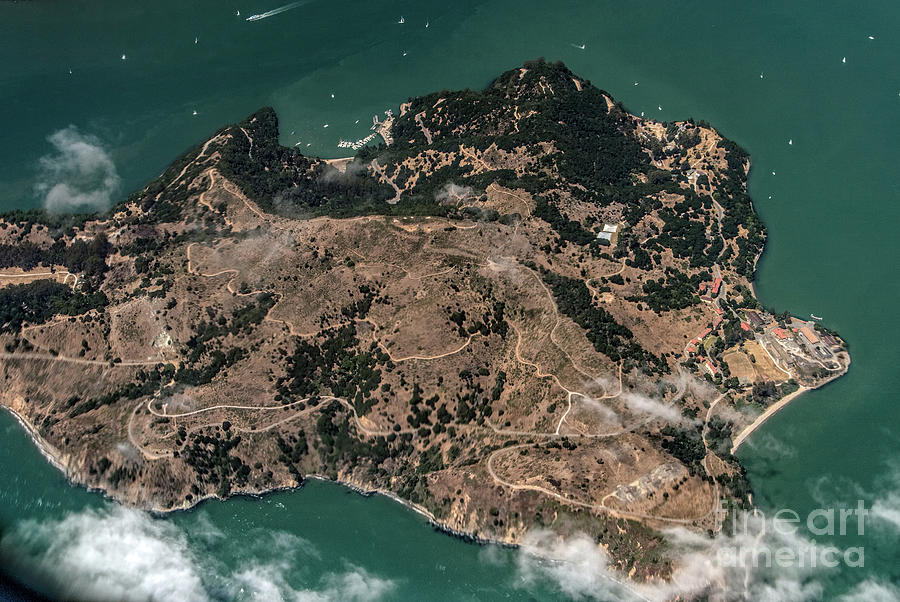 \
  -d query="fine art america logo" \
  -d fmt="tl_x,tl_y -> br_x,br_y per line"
714,501 -> 868,569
